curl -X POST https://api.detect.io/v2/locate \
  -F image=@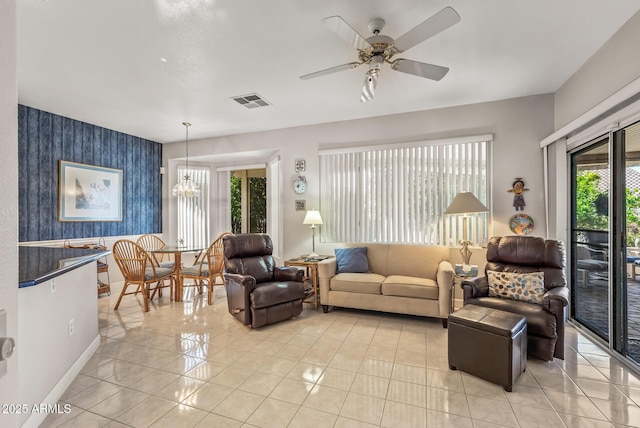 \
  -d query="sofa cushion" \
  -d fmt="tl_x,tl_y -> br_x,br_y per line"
335,247 -> 370,273
330,272 -> 384,294
381,275 -> 439,299
488,270 -> 545,304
